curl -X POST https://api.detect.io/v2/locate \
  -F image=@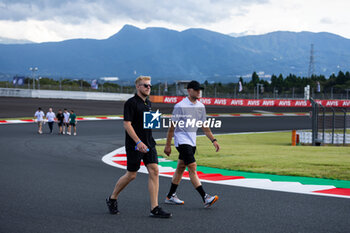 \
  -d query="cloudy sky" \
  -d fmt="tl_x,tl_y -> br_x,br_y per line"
0,0 -> 349,43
